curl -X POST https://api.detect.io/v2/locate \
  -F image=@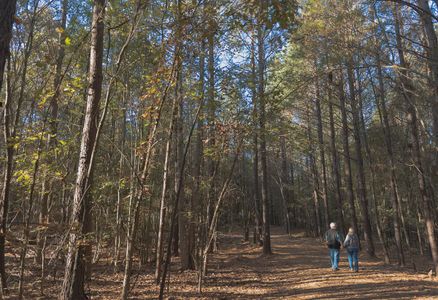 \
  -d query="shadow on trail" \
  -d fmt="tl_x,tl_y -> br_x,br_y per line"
201,228 -> 438,299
